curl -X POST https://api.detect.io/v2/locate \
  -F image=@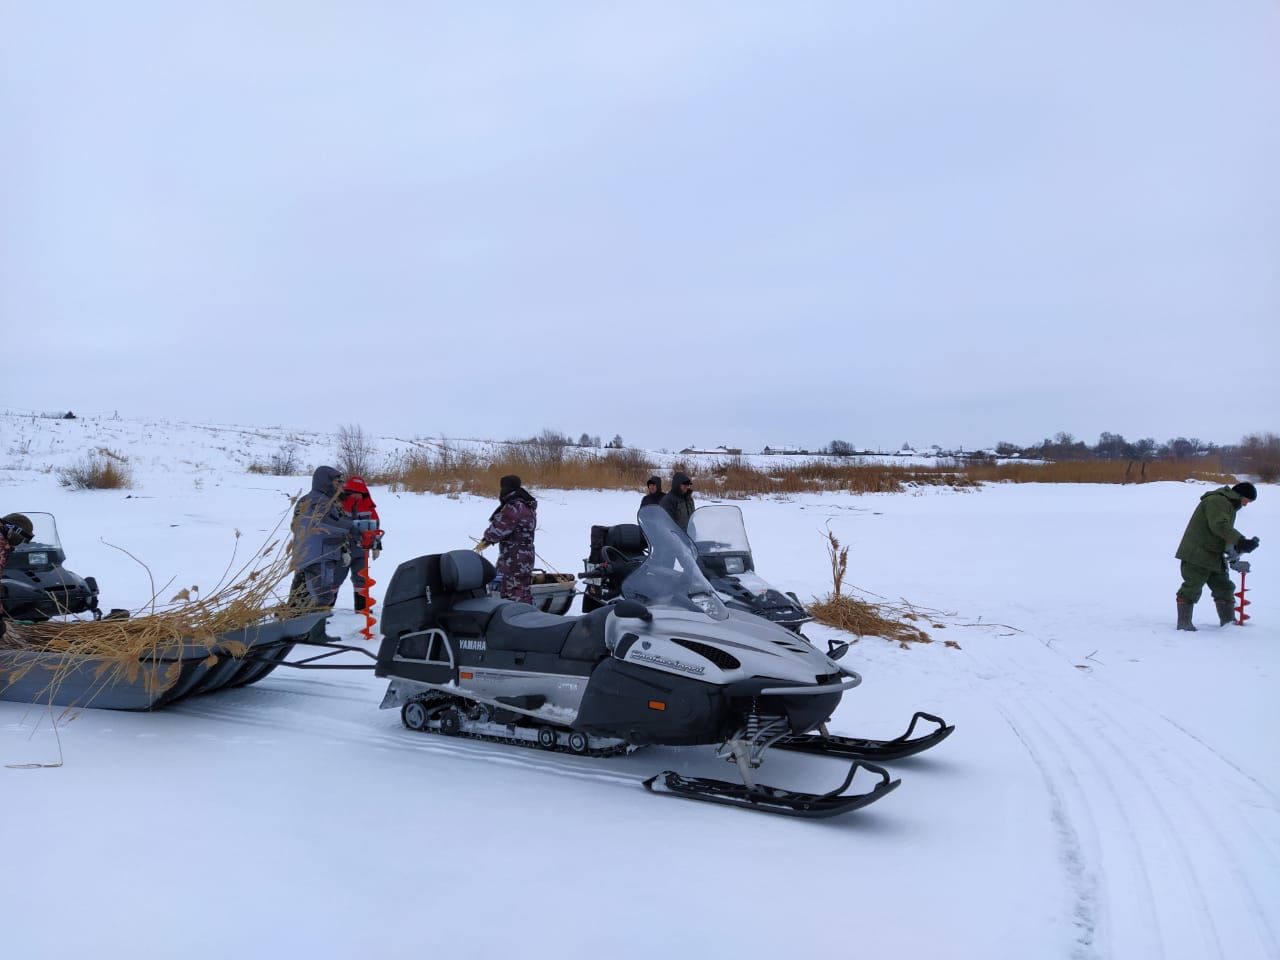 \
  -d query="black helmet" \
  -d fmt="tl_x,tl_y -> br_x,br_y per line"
2,512 -> 34,544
